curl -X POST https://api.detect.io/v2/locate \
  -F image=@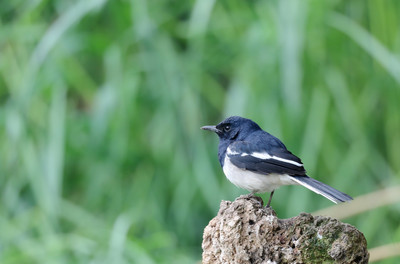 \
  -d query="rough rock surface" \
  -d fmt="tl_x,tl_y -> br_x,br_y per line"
202,195 -> 369,264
